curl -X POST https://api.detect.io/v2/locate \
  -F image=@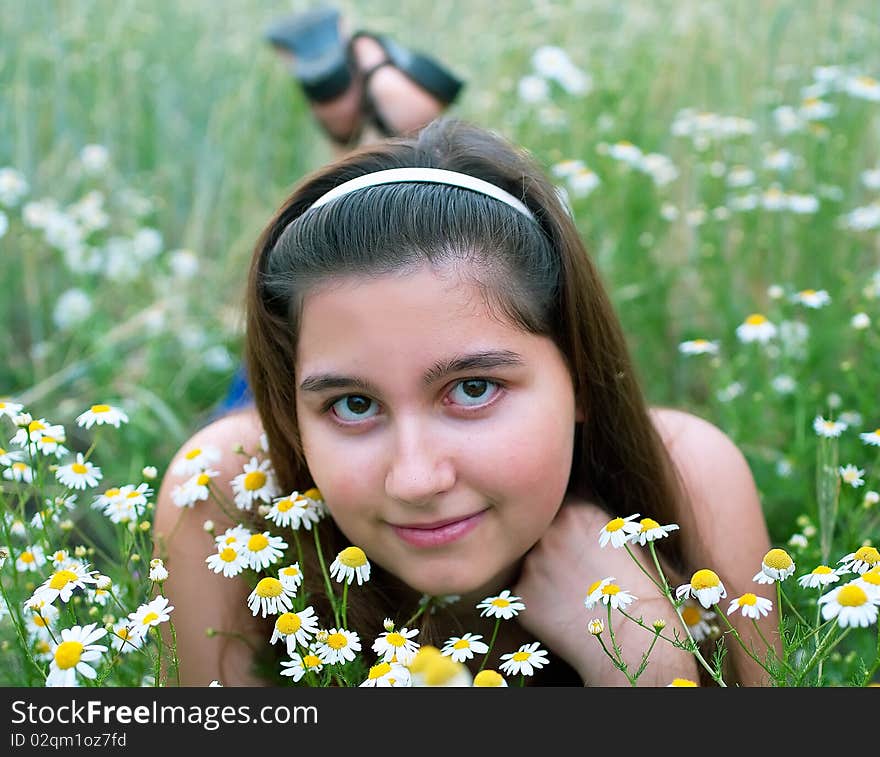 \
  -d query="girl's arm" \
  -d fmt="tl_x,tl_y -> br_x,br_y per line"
152,410 -> 271,686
